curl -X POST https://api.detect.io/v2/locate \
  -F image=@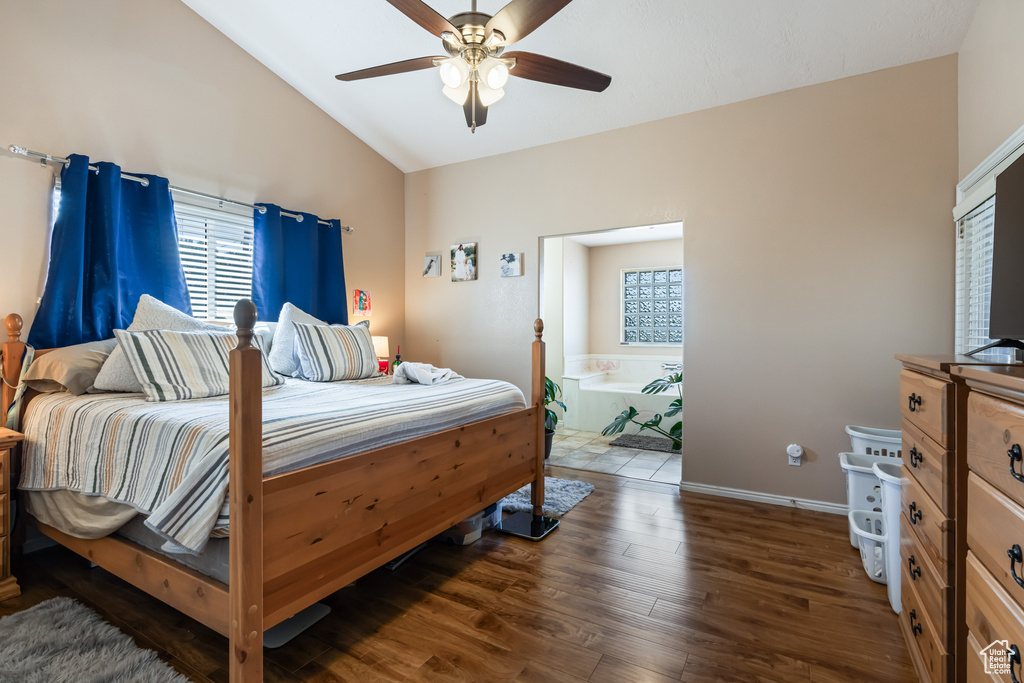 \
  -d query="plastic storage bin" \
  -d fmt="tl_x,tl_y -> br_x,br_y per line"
845,425 -> 902,457
435,502 -> 502,545
873,461 -> 903,613
839,452 -> 897,546
848,509 -> 887,584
